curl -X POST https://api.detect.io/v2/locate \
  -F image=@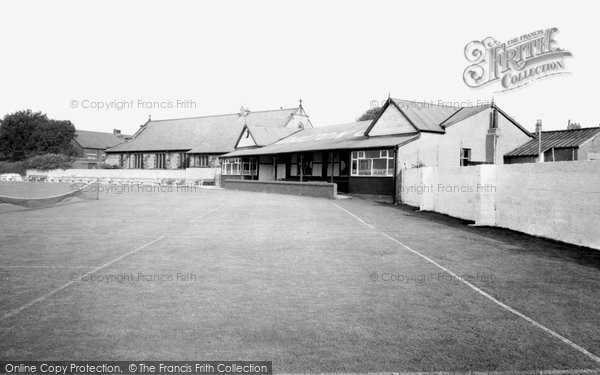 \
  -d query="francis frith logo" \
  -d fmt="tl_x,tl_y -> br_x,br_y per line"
463,27 -> 572,92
